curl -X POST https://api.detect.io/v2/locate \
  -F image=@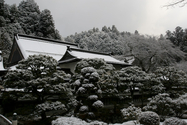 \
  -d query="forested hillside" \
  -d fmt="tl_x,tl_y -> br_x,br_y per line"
65,25 -> 187,72
0,0 -> 61,64
1,0 -> 187,73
